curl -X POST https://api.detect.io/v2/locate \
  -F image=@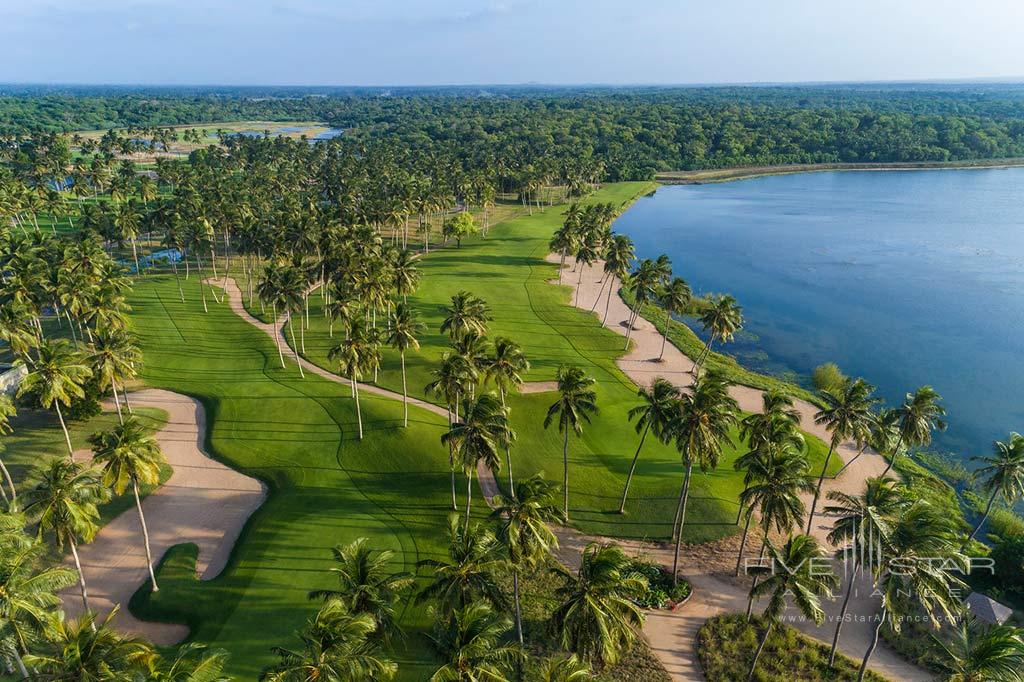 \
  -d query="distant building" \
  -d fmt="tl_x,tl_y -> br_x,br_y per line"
963,592 -> 1013,625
